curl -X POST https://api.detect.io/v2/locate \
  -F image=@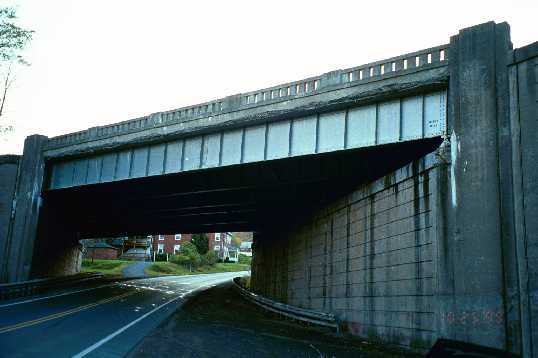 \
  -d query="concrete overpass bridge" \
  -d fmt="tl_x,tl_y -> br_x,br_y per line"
0,21 -> 537,355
